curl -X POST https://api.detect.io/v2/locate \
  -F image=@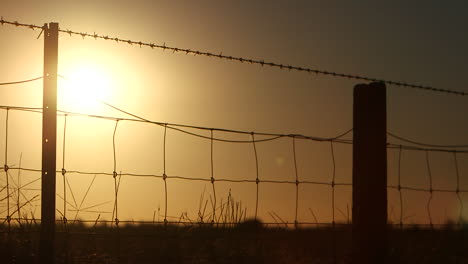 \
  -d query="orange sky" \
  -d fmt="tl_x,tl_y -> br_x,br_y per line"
0,0 -> 467,226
